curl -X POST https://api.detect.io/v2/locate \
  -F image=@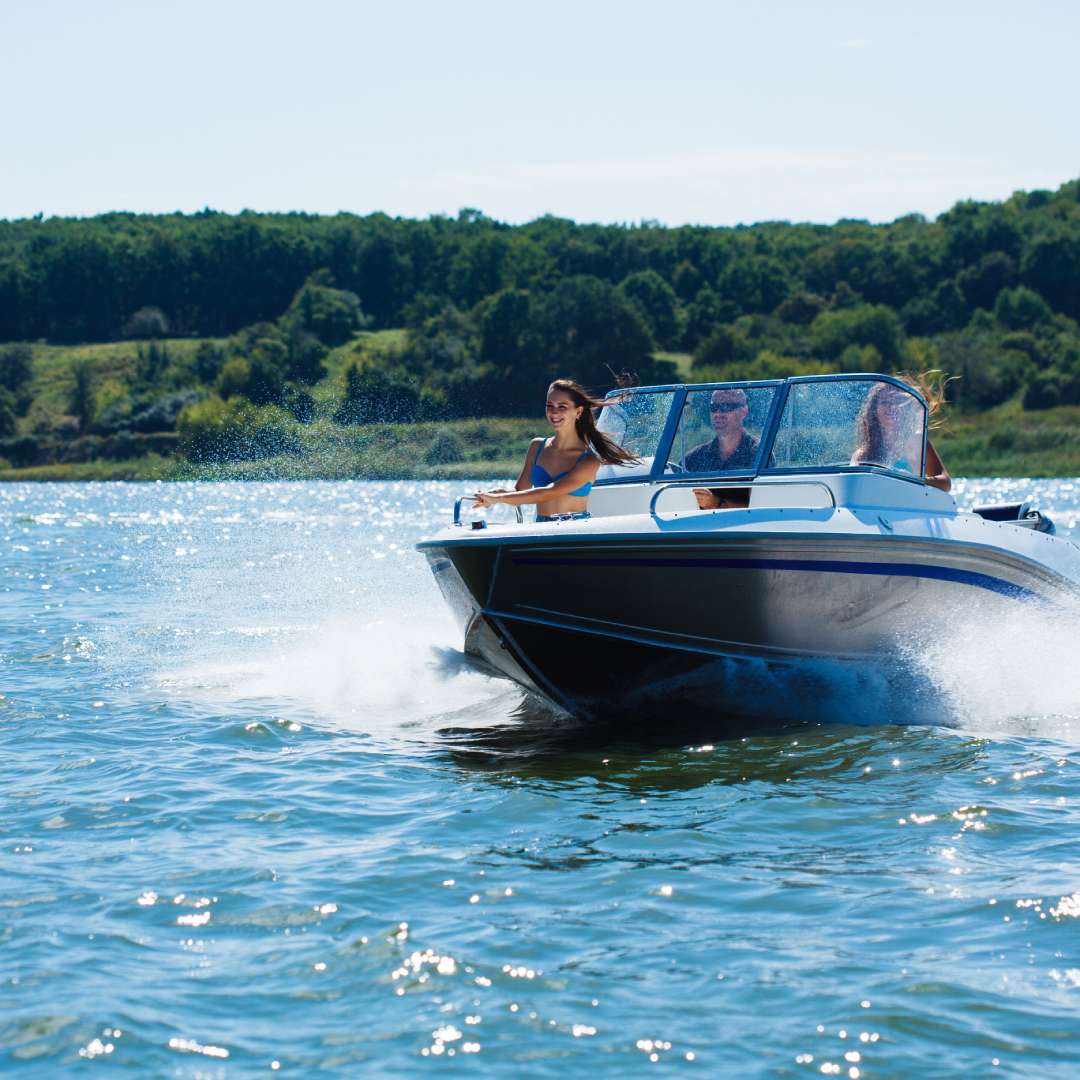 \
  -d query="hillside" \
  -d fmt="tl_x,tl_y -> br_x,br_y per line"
1,183 -> 1079,479
1,330 -> 1078,481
